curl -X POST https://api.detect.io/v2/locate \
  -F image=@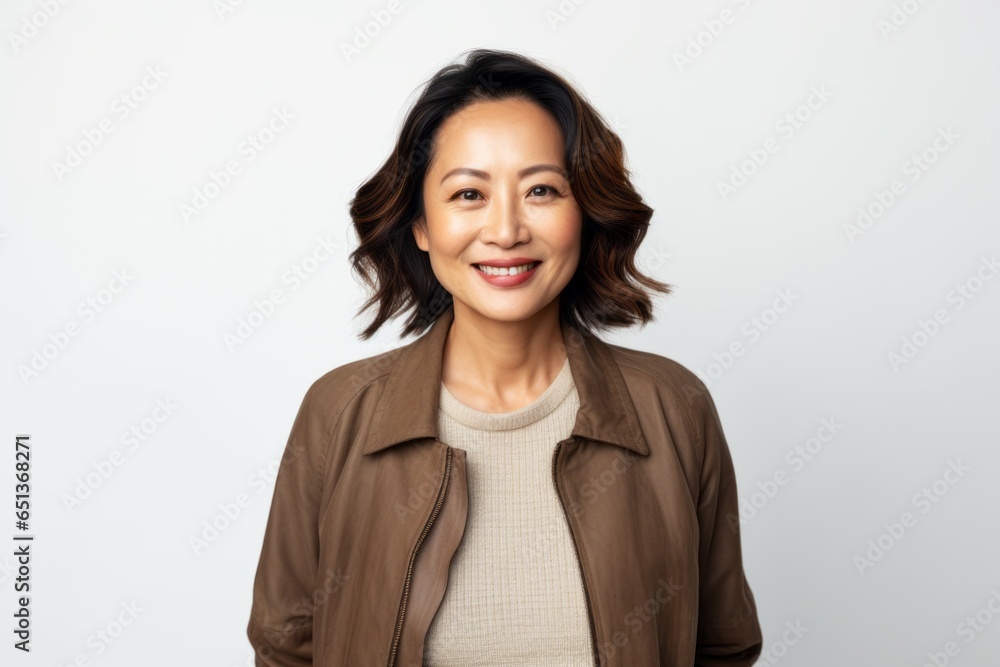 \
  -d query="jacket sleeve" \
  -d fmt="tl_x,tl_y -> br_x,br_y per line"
247,383 -> 329,666
691,383 -> 763,667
